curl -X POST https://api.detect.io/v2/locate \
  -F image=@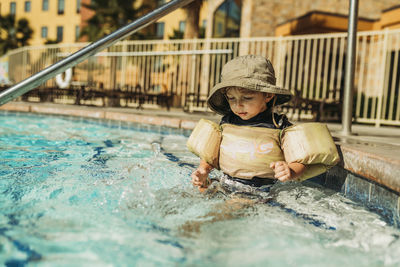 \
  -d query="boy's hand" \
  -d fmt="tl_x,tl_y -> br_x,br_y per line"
191,160 -> 213,191
270,161 -> 293,182
191,167 -> 210,188
191,168 -> 208,186
270,161 -> 305,182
